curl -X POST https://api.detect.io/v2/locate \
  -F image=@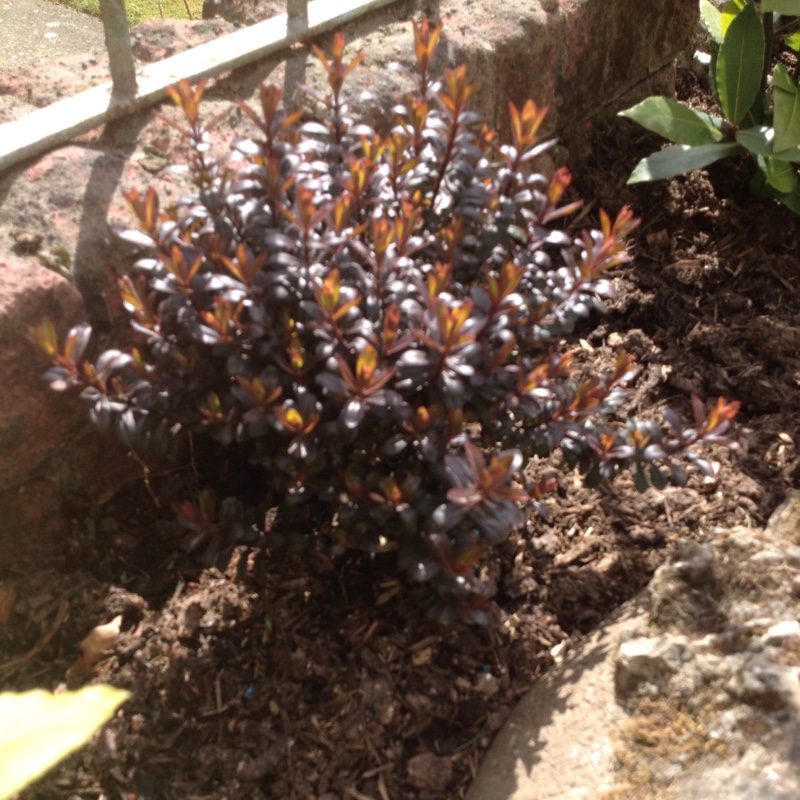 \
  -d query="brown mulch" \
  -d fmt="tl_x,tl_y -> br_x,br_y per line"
2,58 -> 799,800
